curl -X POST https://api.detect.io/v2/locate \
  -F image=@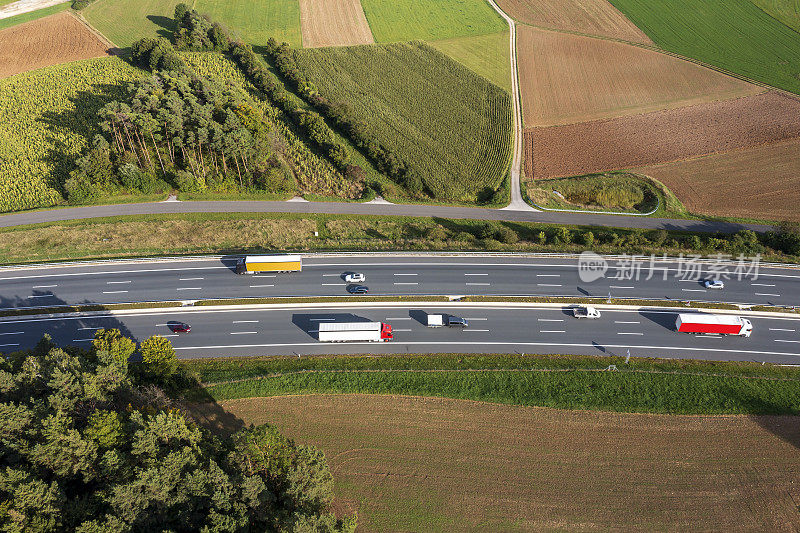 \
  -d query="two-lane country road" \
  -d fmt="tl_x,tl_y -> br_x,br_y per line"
1,255 -> 798,309
1,304 -> 800,363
